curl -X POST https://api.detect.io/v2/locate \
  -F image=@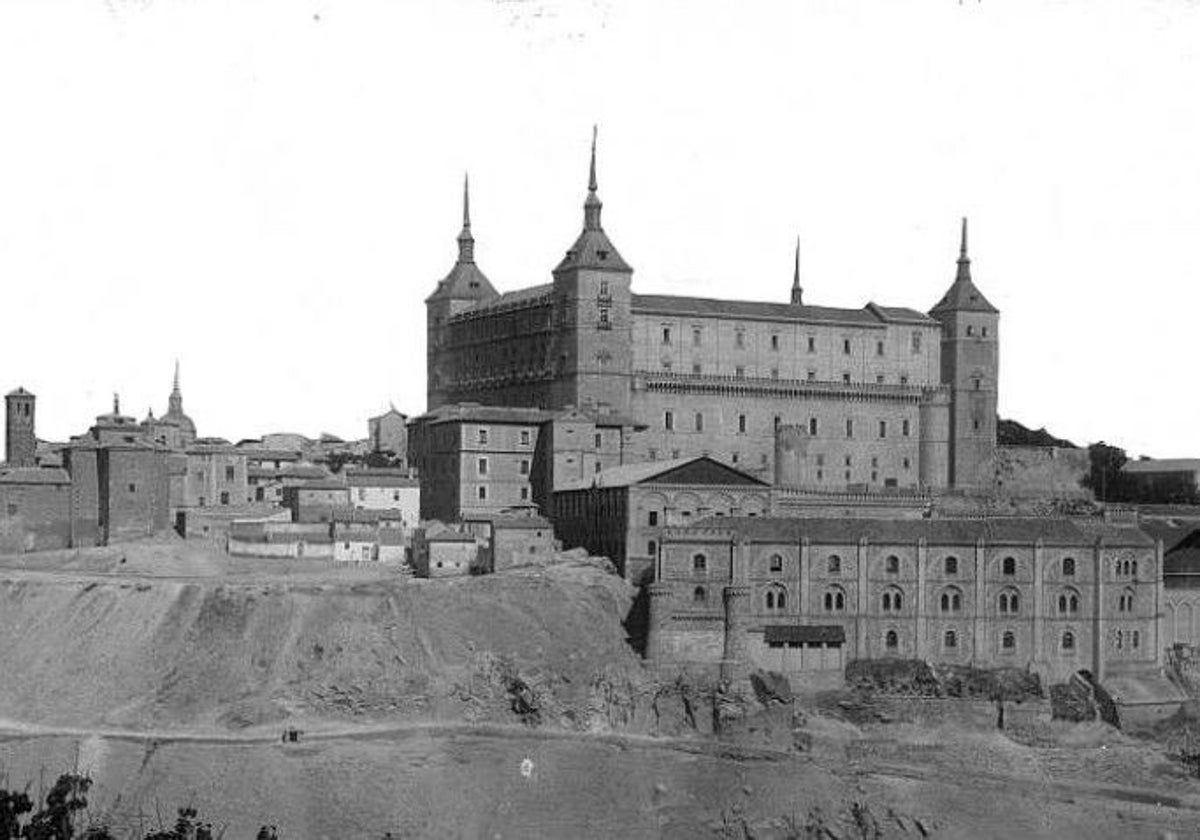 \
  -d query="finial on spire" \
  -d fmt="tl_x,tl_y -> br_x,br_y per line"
113,393 -> 120,415
791,236 -> 803,306
583,125 -> 603,231
173,359 -> 181,394
956,216 -> 972,283
457,173 -> 476,264
463,173 -> 471,229
588,125 -> 598,193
